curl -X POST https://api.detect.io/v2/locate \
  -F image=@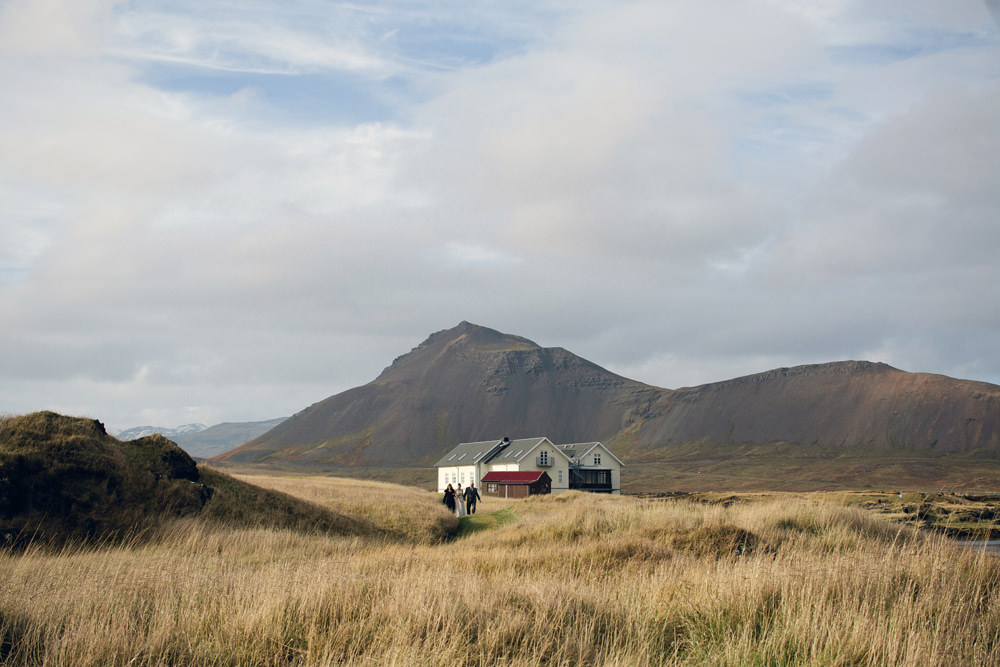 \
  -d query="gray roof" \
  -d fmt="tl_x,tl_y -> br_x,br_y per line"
562,441 -> 625,467
434,439 -> 508,467
556,442 -> 598,461
436,437 -> 619,468
488,437 -> 552,464
435,437 -> 566,467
